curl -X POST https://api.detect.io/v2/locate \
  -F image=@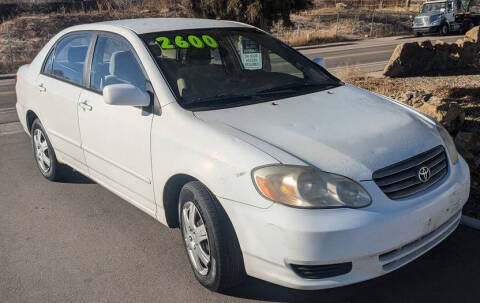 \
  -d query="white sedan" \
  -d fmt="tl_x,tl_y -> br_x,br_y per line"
16,18 -> 470,291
